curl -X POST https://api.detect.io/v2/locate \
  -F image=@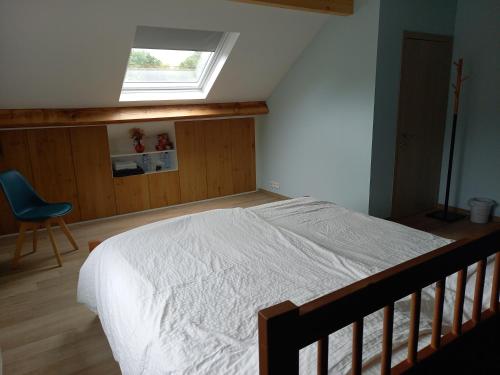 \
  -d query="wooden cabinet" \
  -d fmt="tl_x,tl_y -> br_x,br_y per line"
204,120 -> 234,198
230,118 -> 256,193
176,118 -> 256,202
0,117 -> 256,234
70,126 -> 116,220
27,128 -> 81,223
0,130 -> 34,234
114,175 -> 150,214
148,171 -> 181,208
176,121 -> 208,203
